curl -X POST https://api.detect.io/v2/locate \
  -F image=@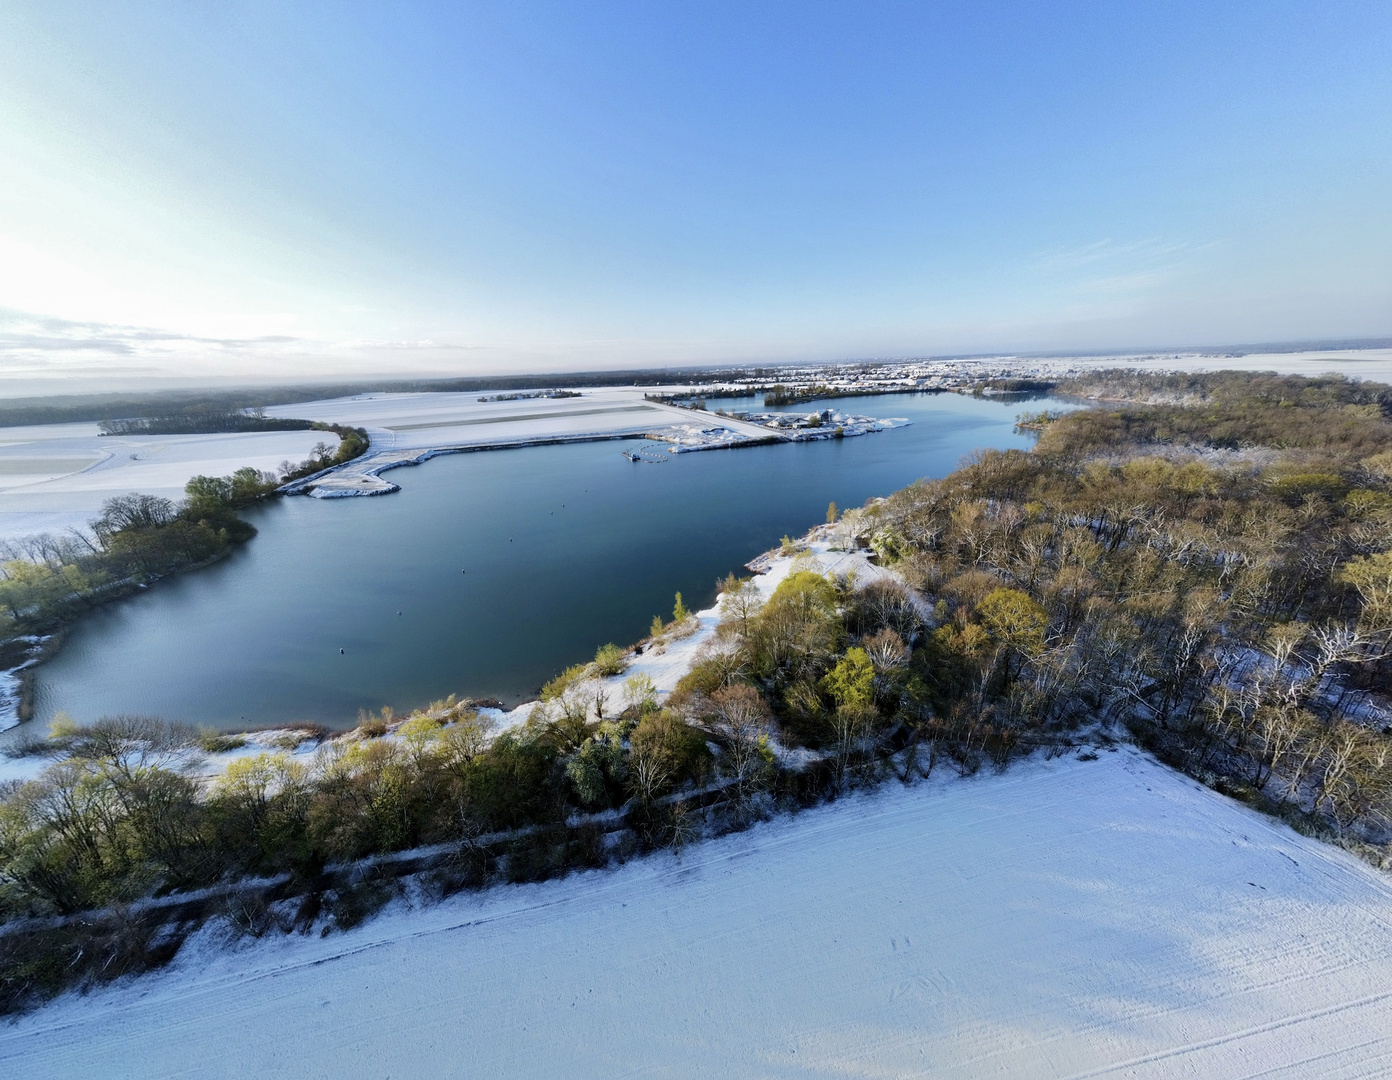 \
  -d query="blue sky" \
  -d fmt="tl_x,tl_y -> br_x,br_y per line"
0,1 -> 1388,380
